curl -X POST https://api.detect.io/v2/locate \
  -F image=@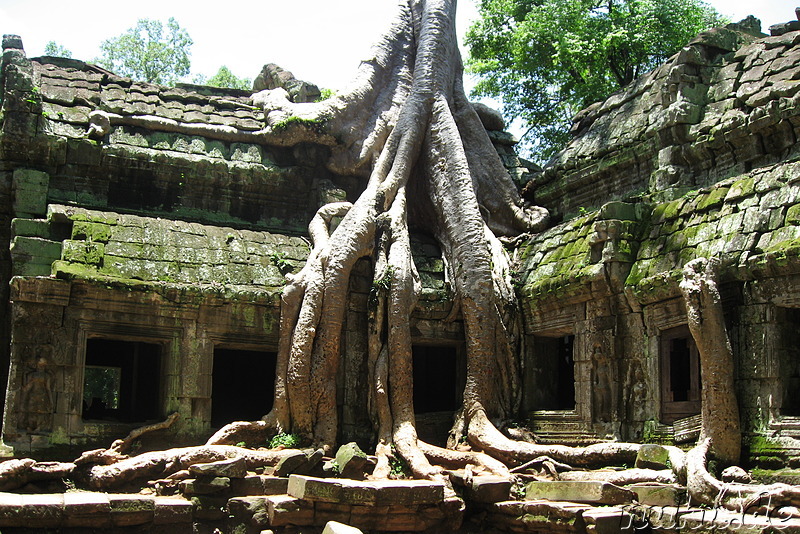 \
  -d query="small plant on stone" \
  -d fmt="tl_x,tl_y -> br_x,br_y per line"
368,266 -> 394,308
269,251 -> 293,274
510,477 -> 526,499
268,432 -> 301,449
